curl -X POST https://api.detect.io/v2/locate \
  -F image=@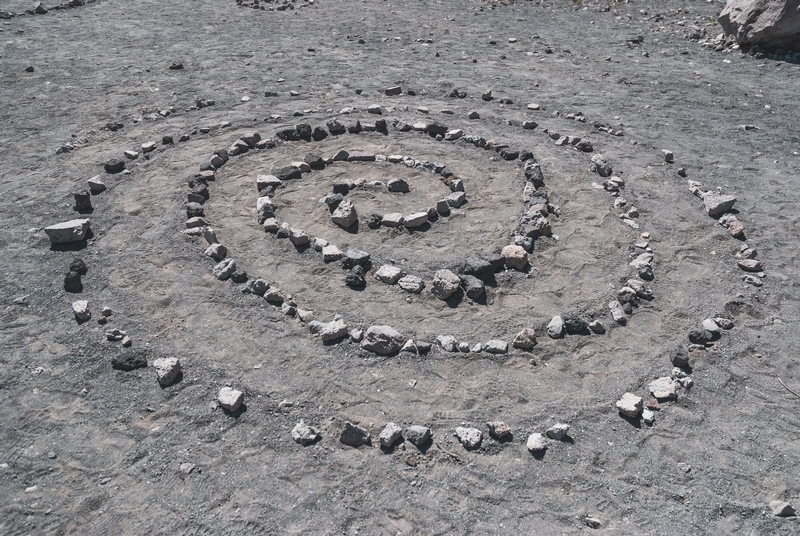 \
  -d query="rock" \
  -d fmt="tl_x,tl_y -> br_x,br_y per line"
609,301 -> 627,324
769,500 -> 796,517
649,377 -> 678,400
242,278 -> 268,296
688,328 -> 713,345
469,111 -> 480,119
403,212 -> 428,228
460,274 -> 485,300
273,166 -> 302,182
379,422 -> 403,447
264,286 -> 285,304
322,244 -> 343,262
670,346 -> 690,368
437,335 -> 458,352
728,219 -> 745,238
64,271 -> 82,292
501,245 -> 528,271
404,425 -> 431,446
72,300 -> 91,321
345,266 -> 366,288
590,154 -> 612,177
703,194 -> 737,218
616,393 -> 643,418
715,317 -> 735,330
458,342 -> 471,353
381,213 -> 404,227
702,318 -> 720,333
331,198 -> 358,228
72,190 -> 92,212
481,89 -> 493,101
483,340 -> 508,354
719,0 -> 800,48
304,153 -> 324,170
111,351 -> 148,371
546,423 -> 570,440
105,328 -> 126,341
585,517 -> 603,529
737,259 -> 763,272
186,202 -> 204,218
662,149 -> 674,163
205,243 -> 227,261
347,150 -> 375,162
575,139 -> 594,152
526,433 -> 548,452
153,357 -> 181,386
387,178 -> 409,193
455,427 -> 482,449
256,196 -> 275,224
486,421 -> 511,438
361,325 -> 405,354
642,409 -> 655,425
339,422 -> 371,447
87,176 -> 106,194
320,319 -> 349,342
446,191 -> 467,208
562,314 -> 588,334
218,387 -> 244,411
256,174 -> 281,192
431,269 -> 461,300
292,421 -> 319,445
104,158 -> 125,173
512,328 -> 537,349
45,219 -> 90,243
547,316 -> 565,339
461,258 -> 494,280
212,258 -> 236,280
589,320 -> 606,334
289,228 -> 310,246
398,275 -> 424,293
342,249 -> 370,269
375,265 -> 404,284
